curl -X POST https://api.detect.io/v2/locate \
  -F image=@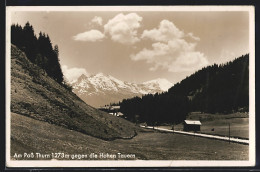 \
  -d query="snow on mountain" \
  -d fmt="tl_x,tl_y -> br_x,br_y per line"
71,73 -> 173,107
143,78 -> 173,92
